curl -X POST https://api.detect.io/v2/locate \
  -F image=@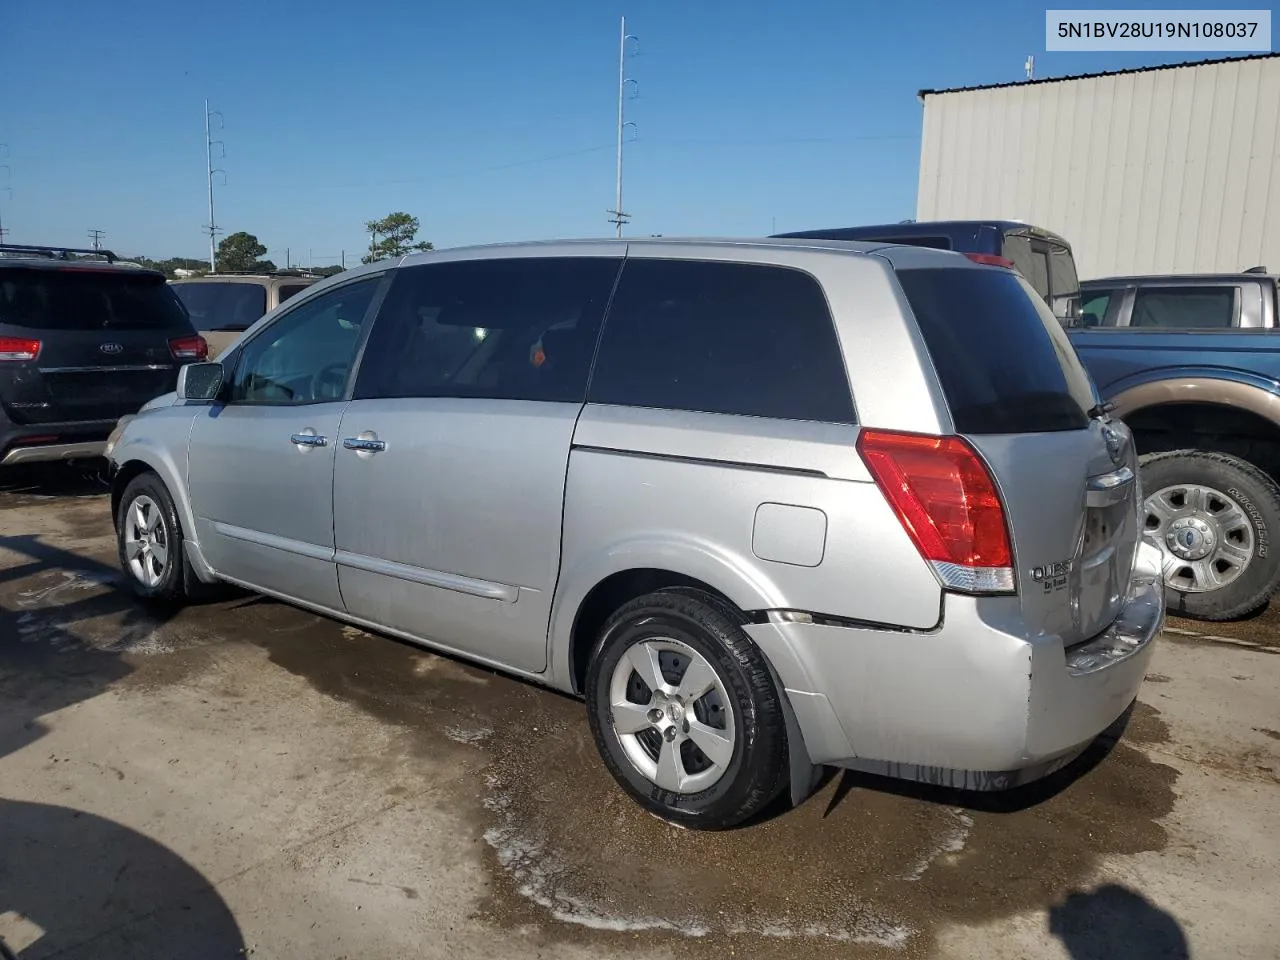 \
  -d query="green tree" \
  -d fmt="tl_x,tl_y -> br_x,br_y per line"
216,231 -> 277,273
362,212 -> 433,264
